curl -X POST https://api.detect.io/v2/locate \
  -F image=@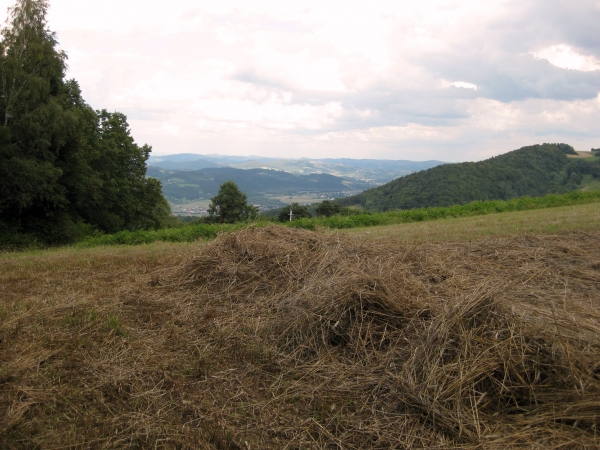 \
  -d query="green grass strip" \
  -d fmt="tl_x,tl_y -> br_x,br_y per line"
75,222 -> 249,248
285,190 -> 600,231
74,190 -> 600,247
